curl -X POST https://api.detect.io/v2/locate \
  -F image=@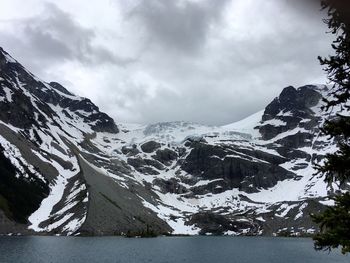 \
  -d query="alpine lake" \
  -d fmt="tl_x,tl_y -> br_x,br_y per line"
0,236 -> 348,263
